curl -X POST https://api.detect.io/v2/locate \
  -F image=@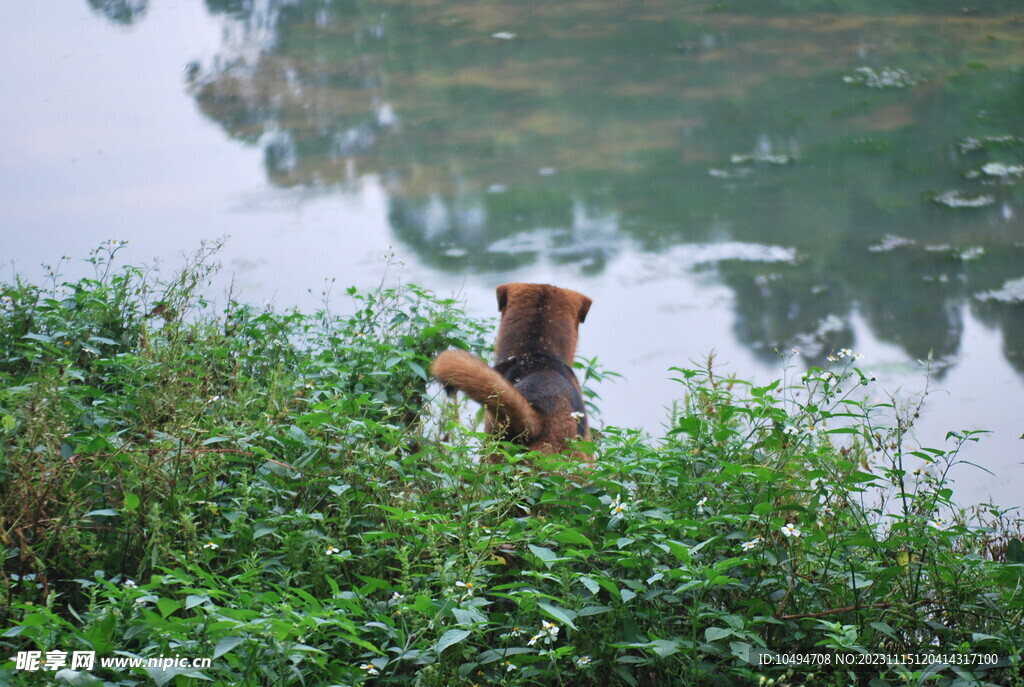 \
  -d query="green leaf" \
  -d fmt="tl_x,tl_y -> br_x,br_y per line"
577,576 -> 600,595
665,540 -> 691,564
185,595 -> 210,610
527,544 -> 562,567
577,605 -> 612,617
122,493 -> 140,512
55,669 -> 105,686
213,636 -> 247,659
453,607 -> 486,625
476,648 -> 534,664
552,528 -> 594,548
296,412 -> 333,428
156,598 -> 181,619
705,627 -> 734,642
411,594 -> 435,613
409,360 -> 428,381
649,639 -> 681,658
83,509 -> 119,518
537,601 -> 577,630
82,612 -> 117,653
435,628 -> 472,655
